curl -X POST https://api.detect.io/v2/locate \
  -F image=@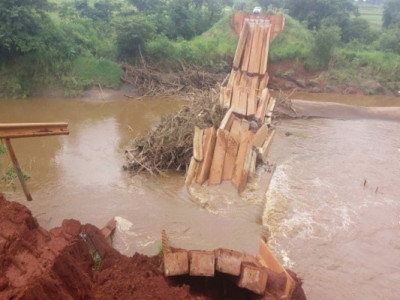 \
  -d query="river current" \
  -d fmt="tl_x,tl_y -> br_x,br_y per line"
1,94 -> 399,299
